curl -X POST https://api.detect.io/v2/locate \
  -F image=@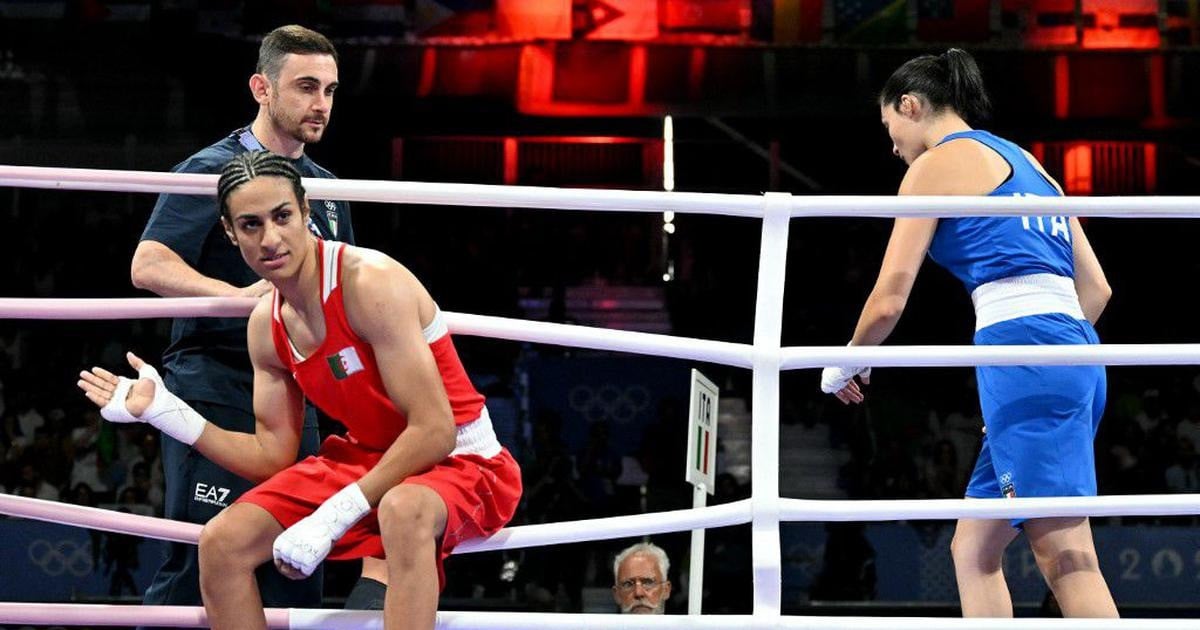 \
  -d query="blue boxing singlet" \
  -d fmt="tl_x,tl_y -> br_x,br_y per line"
927,131 -> 1105,519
